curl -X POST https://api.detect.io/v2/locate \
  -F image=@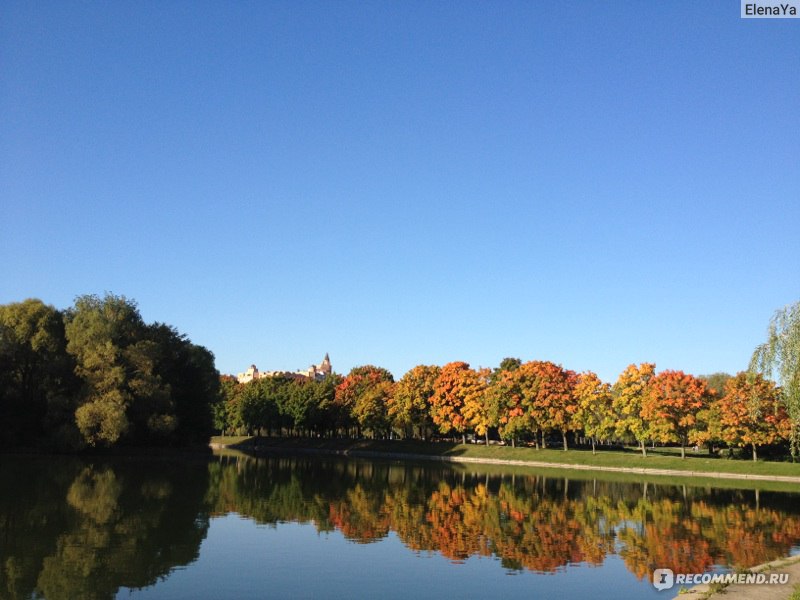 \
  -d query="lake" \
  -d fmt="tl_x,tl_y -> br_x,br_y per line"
1,451 -> 798,599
